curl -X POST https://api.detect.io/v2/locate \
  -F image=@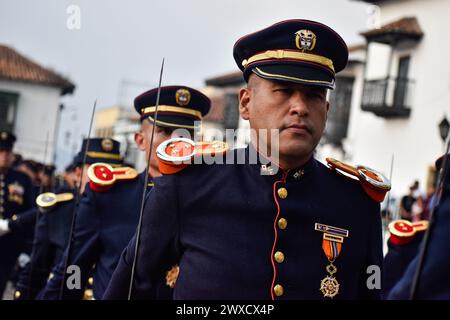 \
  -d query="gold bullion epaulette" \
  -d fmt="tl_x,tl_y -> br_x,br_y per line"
156,138 -> 229,175
326,158 -> 391,203
87,163 -> 138,192
36,192 -> 74,212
